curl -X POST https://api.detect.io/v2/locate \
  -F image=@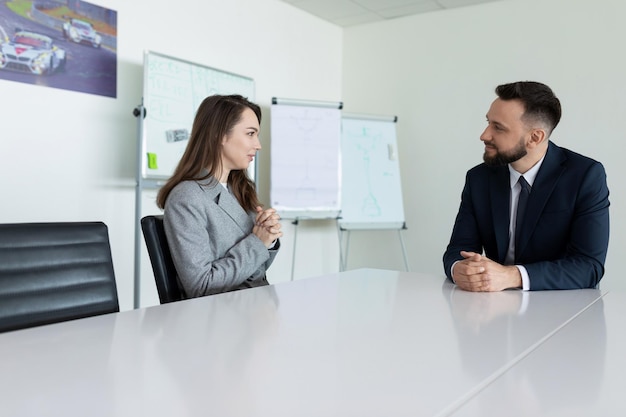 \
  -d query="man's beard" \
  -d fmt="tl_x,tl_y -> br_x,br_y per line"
483,138 -> 527,167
